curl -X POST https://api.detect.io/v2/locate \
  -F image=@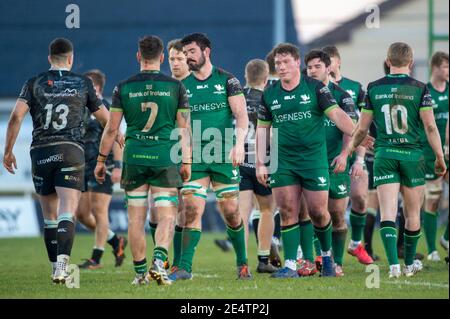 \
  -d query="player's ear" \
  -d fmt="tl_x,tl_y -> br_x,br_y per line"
204,47 -> 211,59
136,51 -> 141,64
47,55 -> 52,66
409,59 -> 415,72
385,58 -> 391,69
160,53 -> 164,64
67,54 -> 73,68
